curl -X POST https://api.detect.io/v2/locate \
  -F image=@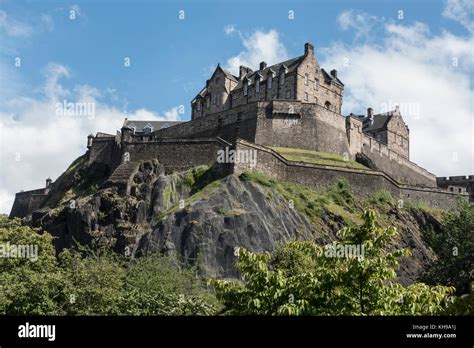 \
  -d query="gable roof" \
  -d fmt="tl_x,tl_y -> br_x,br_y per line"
233,56 -> 305,90
357,108 -> 402,132
123,120 -> 182,133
